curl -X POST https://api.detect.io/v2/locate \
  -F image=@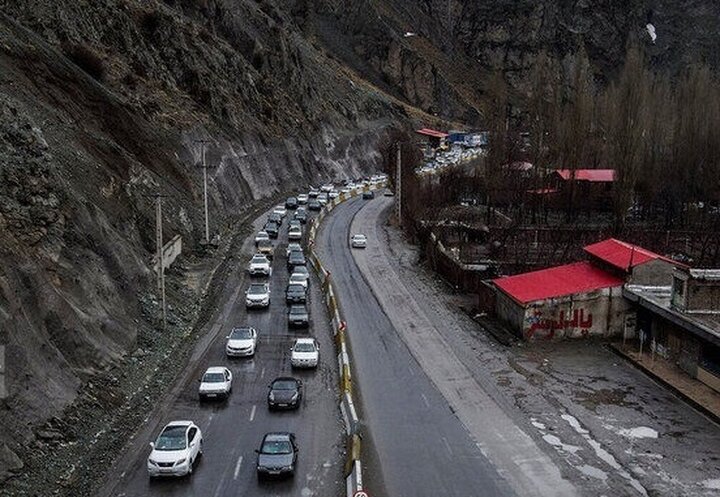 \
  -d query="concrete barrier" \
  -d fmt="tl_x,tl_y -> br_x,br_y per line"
306,180 -> 386,497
